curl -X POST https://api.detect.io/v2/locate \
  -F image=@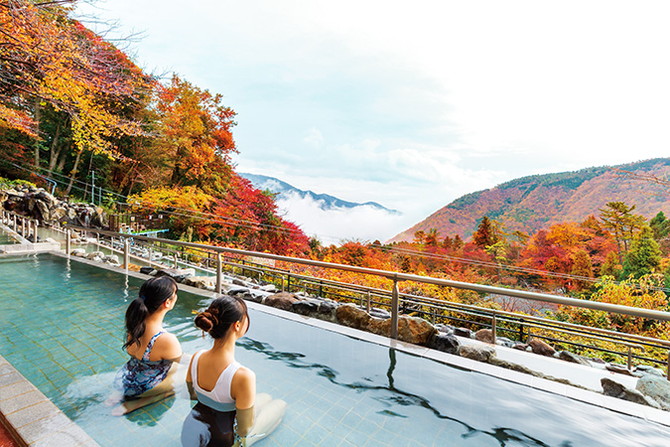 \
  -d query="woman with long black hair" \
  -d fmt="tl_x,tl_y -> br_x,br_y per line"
113,275 -> 183,415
